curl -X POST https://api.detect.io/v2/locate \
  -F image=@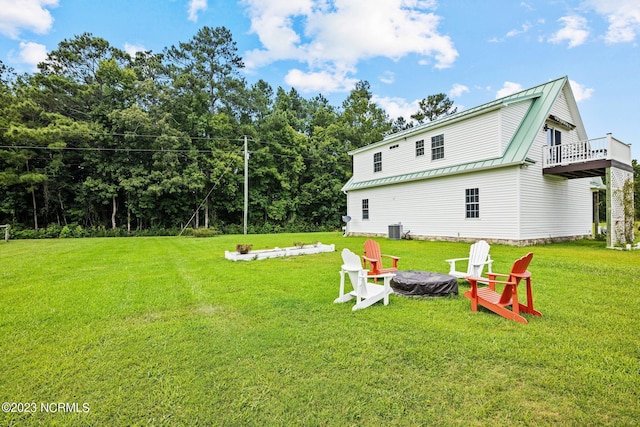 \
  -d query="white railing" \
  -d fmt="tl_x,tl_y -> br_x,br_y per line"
543,134 -> 632,168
